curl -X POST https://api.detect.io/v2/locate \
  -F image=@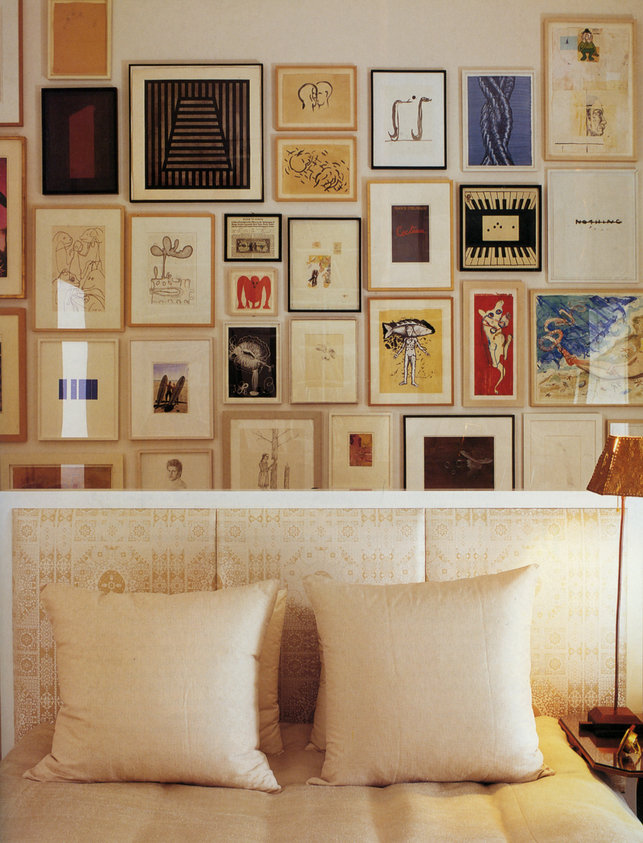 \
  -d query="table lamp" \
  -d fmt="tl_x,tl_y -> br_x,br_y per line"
586,435 -> 643,730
